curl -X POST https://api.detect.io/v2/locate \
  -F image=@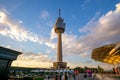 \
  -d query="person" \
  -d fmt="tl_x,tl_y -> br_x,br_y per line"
64,73 -> 68,80
93,74 -> 96,80
87,69 -> 92,77
58,73 -> 62,80
54,74 -> 58,80
72,73 -> 76,80
83,73 -> 87,80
